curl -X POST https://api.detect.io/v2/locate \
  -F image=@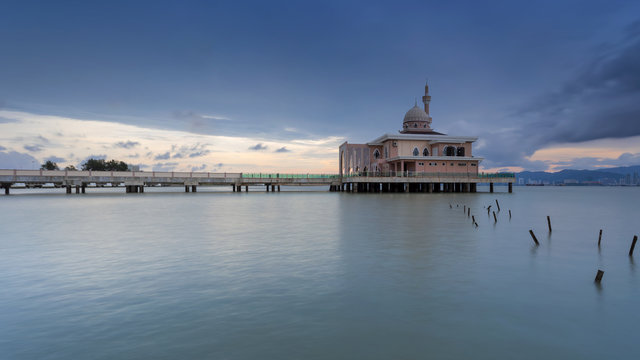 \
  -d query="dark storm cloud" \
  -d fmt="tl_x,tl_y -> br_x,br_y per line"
518,25 -> 640,145
477,21 -> 640,169
24,144 -> 43,152
249,143 -> 267,151
275,146 -> 291,153
114,140 -> 140,149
